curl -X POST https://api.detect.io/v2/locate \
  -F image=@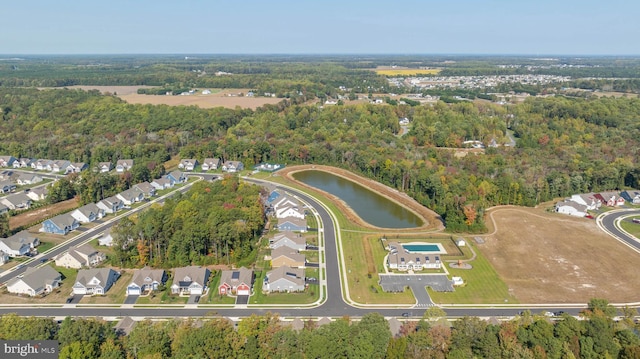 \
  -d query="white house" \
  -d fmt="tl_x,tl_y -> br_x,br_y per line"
222,161 -> 244,173
54,244 -> 105,269
178,159 -> 198,171
116,159 -> 134,173
116,187 -> 144,206
97,196 -> 124,214
269,231 -> 306,251
6,265 -> 61,297
98,229 -> 114,247
171,266 -> 210,295
570,193 -> 601,210
0,230 -> 39,257
201,158 -> 221,171
72,268 -> 120,295
126,267 -> 167,295
150,178 -> 172,190
555,200 -> 587,217
71,203 -> 104,223
275,205 -> 305,220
